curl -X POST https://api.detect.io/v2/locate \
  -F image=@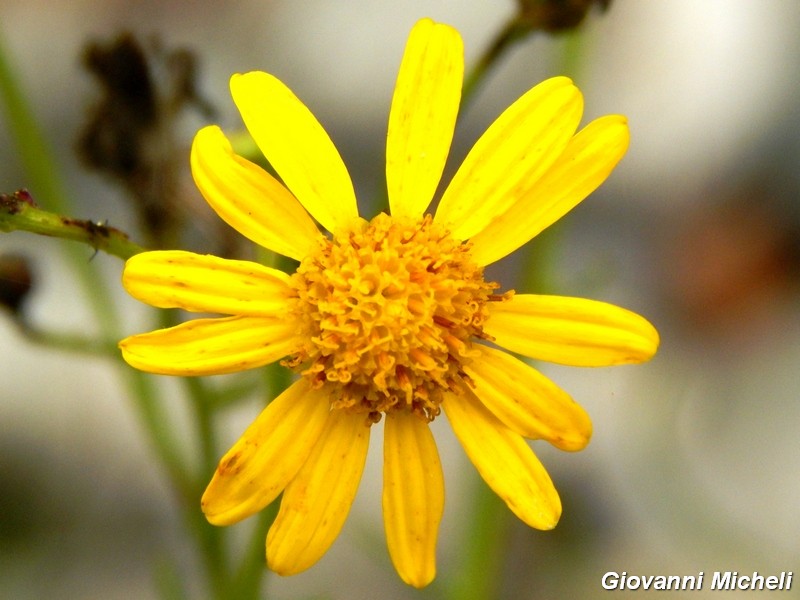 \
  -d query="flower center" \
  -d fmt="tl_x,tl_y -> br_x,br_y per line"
286,213 -> 504,424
